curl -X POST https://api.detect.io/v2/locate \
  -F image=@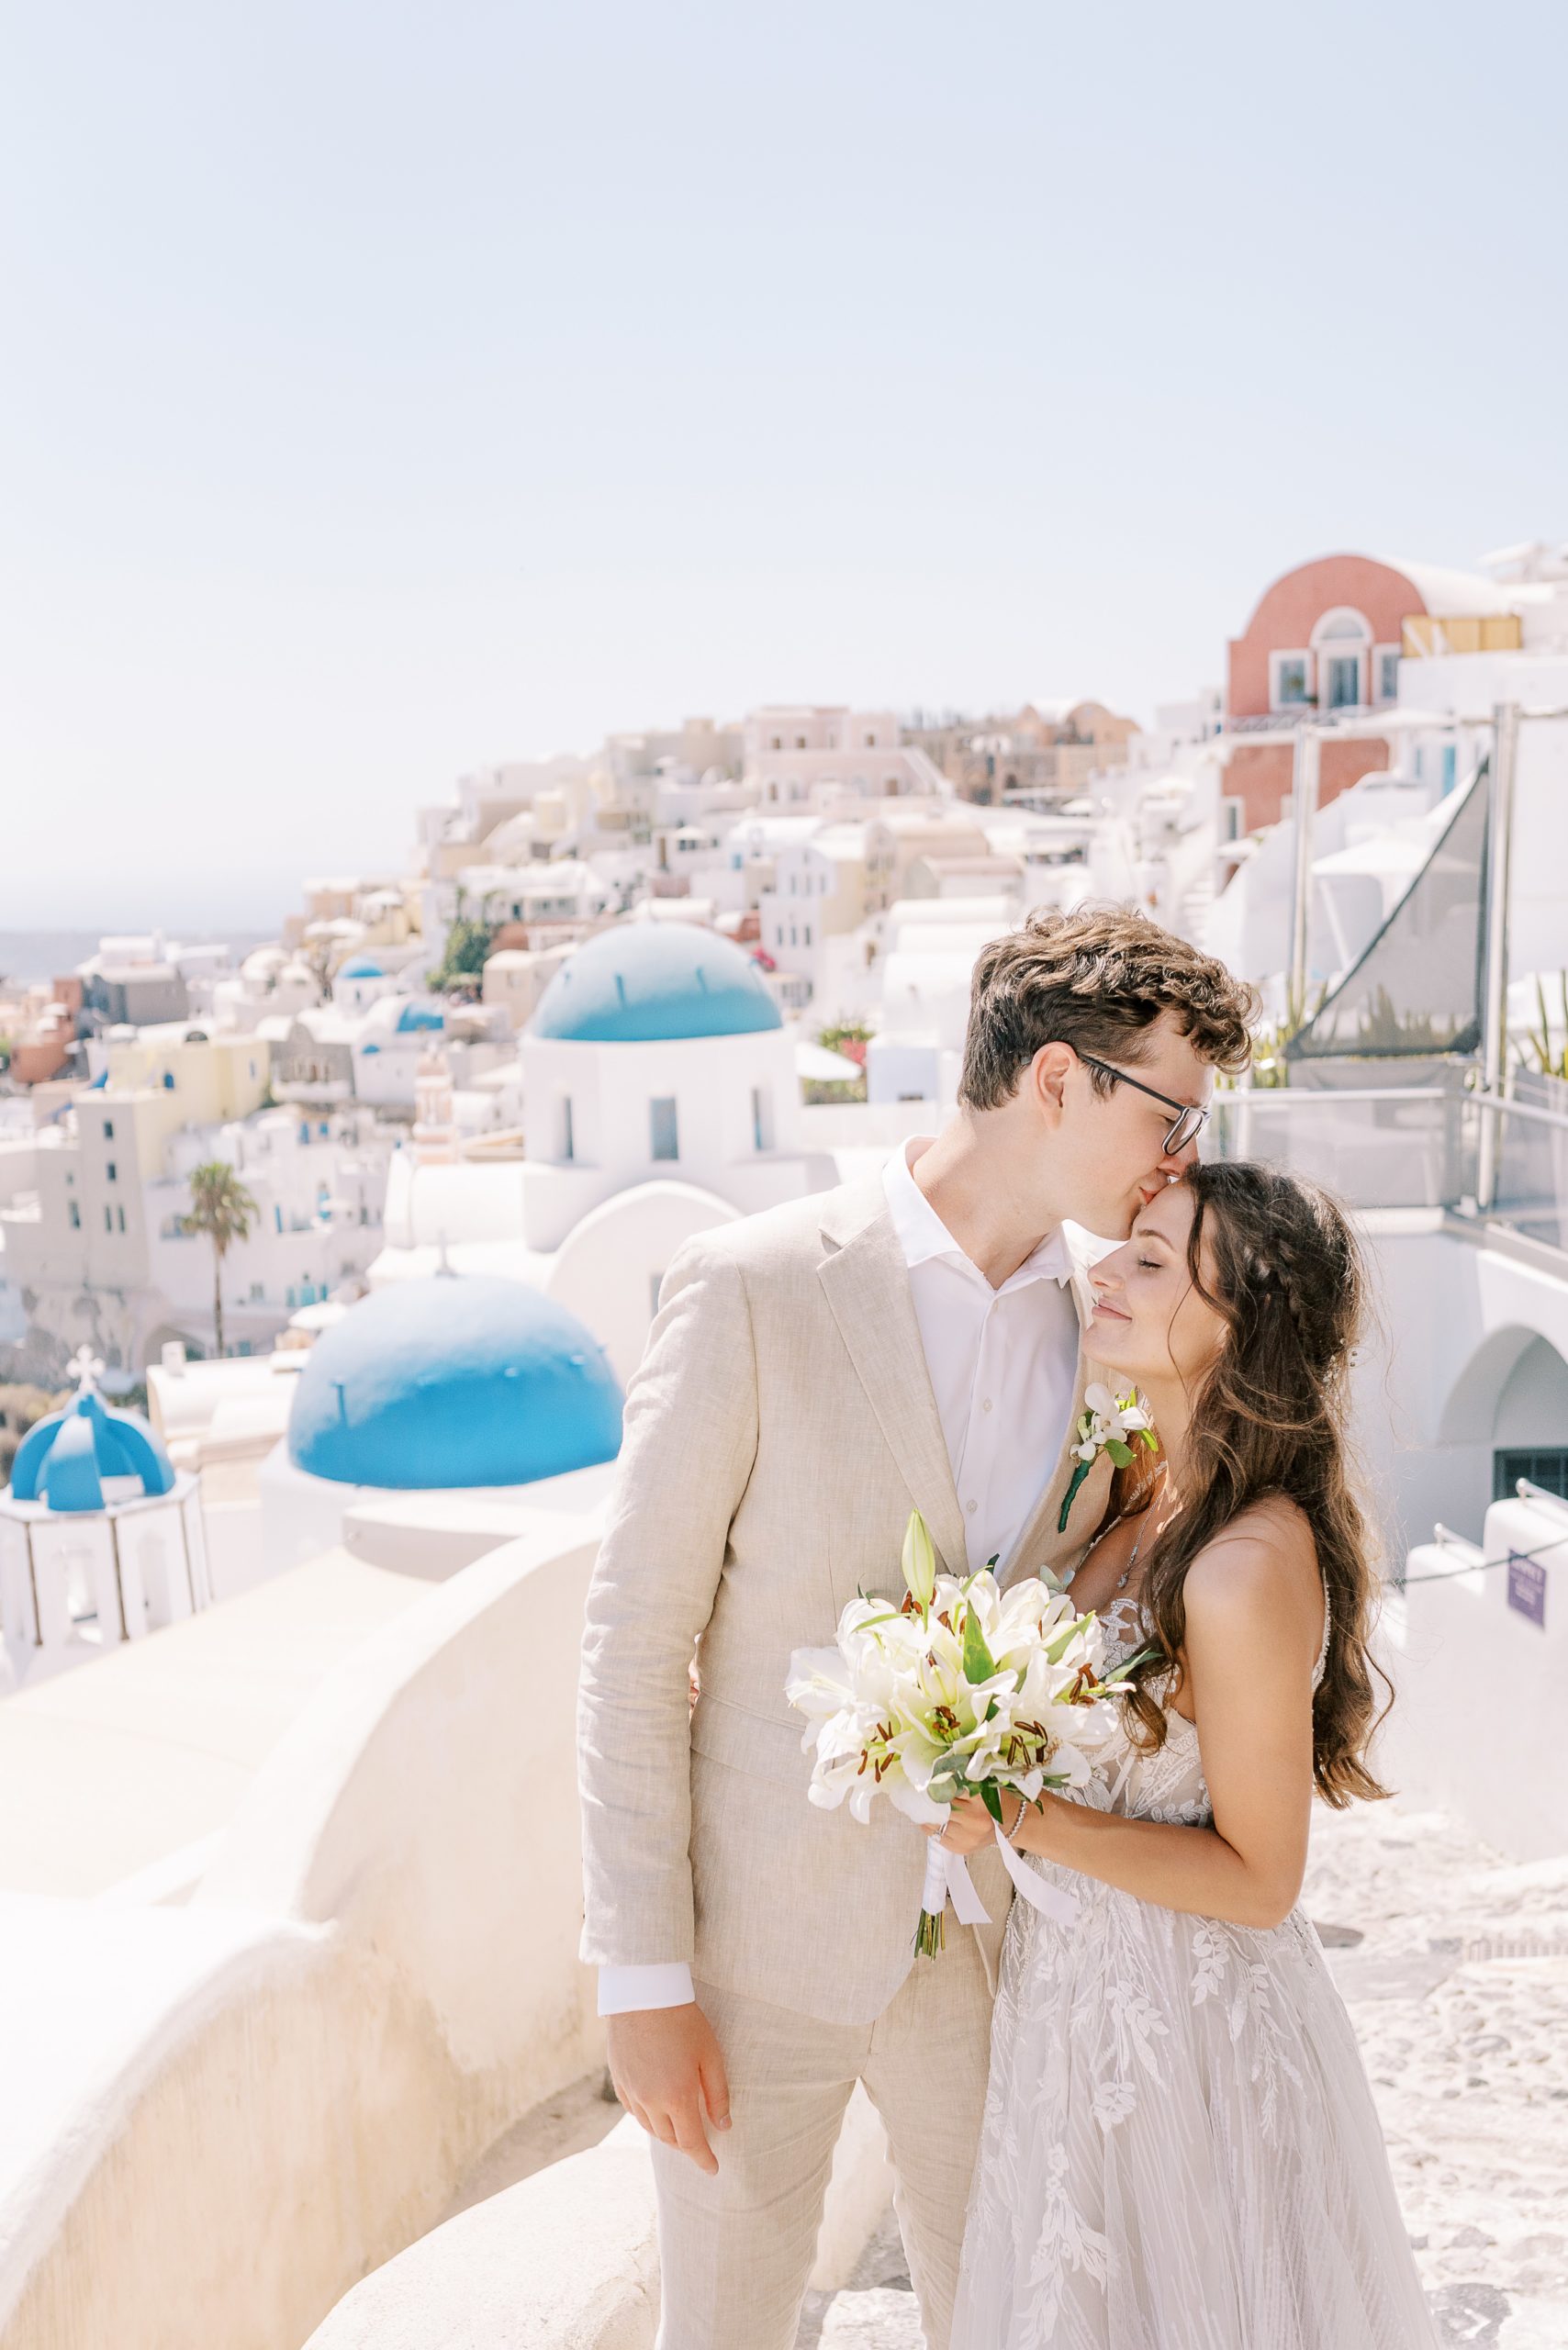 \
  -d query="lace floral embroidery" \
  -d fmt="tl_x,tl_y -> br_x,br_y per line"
950,1582 -> 1438,2350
